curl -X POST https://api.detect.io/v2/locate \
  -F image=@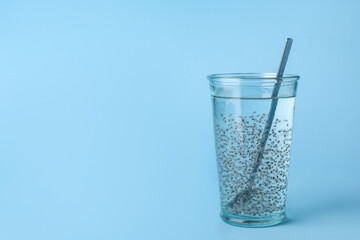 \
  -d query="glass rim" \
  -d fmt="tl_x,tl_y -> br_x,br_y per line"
208,73 -> 300,84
